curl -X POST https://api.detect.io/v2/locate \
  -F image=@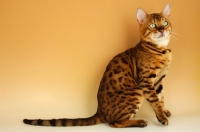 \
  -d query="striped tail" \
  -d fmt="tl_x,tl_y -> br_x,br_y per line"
23,113 -> 101,126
